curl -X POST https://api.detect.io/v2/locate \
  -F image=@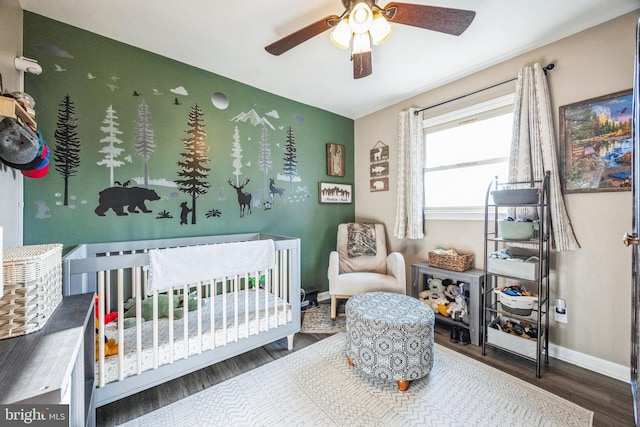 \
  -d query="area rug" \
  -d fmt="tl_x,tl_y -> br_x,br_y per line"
300,303 -> 346,333
119,333 -> 593,427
